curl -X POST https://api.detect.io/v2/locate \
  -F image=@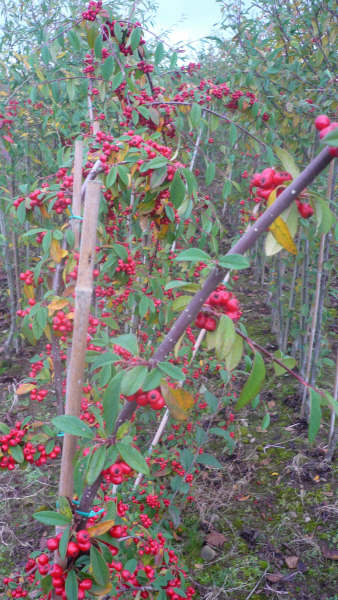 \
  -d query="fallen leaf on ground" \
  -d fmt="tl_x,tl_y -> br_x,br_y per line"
320,542 -> 338,560
285,555 -> 299,569
266,572 -> 284,583
205,530 -> 227,548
